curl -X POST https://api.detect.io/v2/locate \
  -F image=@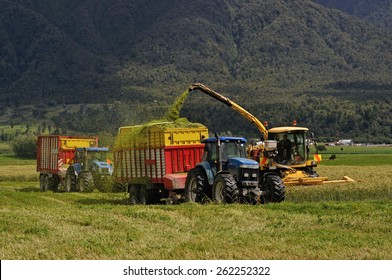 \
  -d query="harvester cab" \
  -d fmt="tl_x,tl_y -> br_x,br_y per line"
266,127 -> 327,185
65,147 -> 113,192
185,136 -> 261,203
